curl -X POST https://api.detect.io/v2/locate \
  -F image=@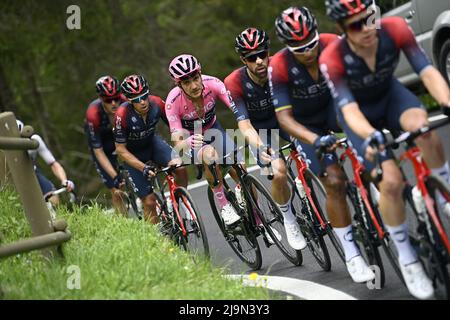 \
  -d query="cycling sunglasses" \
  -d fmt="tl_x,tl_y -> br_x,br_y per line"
129,90 -> 149,104
287,32 -> 319,54
345,14 -> 376,32
102,95 -> 121,104
244,50 -> 269,62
